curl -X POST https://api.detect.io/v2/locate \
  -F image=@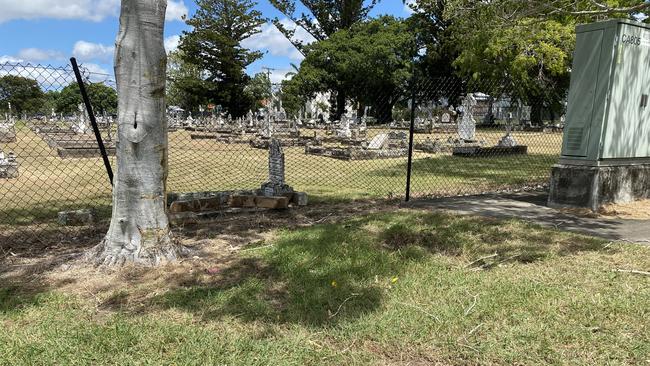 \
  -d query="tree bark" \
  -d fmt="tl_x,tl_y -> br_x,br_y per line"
90,0 -> 179,266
